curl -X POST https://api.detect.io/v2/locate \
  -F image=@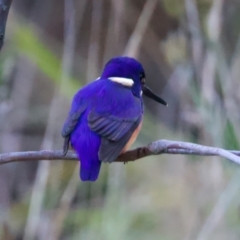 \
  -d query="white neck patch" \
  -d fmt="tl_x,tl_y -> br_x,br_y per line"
108,77 -> 134,87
